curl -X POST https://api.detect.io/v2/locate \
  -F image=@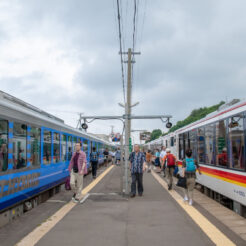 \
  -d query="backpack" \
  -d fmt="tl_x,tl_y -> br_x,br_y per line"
91,152 -> 98,162
186,158 -> 196,172
167,154 -> 176,166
